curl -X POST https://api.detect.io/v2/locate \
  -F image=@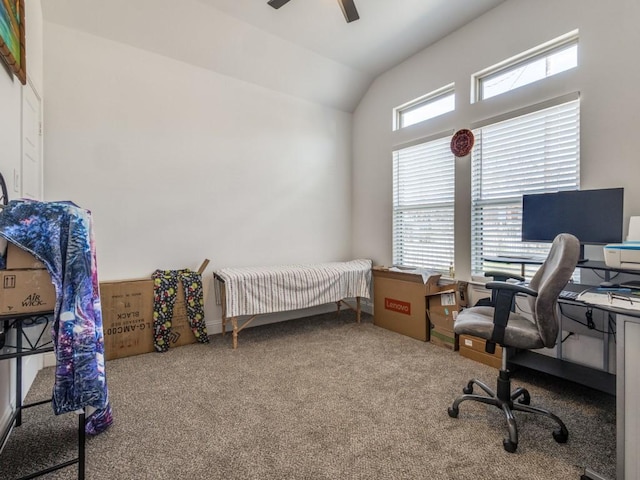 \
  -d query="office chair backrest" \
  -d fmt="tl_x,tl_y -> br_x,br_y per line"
527,233 -> 581,347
